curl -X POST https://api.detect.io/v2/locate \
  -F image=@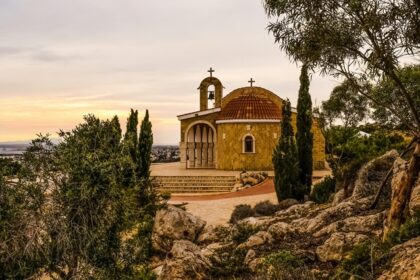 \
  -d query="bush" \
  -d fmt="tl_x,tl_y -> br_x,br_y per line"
254,200 -> 280,216
209,245 -> 250,278
387,212 -> 420,245
230,204 -> 255,224
258,250 -> 313,280
232,223 -> 261,245
310,176 -> 336,204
